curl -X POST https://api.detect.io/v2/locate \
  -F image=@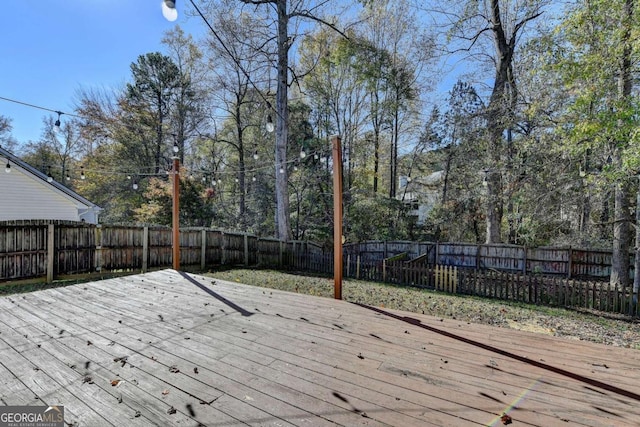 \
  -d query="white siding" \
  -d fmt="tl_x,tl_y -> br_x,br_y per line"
0,167 -> 85,222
